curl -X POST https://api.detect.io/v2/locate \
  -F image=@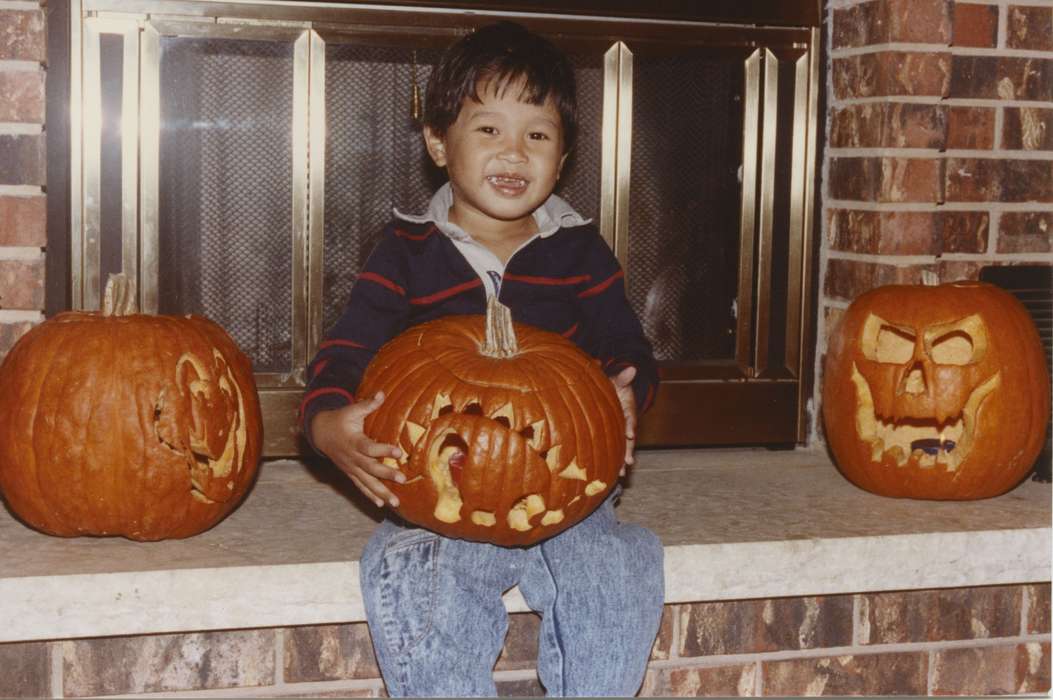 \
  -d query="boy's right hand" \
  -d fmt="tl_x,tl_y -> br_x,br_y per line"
309,391 -> 406,509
